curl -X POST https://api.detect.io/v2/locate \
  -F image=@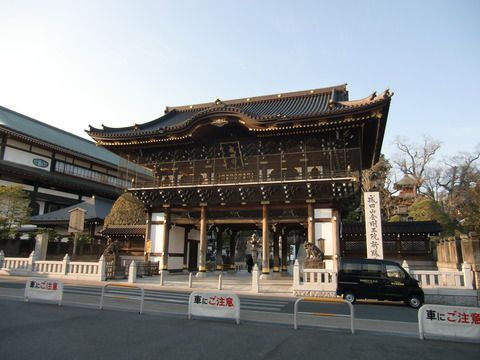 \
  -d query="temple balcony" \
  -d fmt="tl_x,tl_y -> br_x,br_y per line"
130,148 -> 360,190
127,149 -> 361,207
